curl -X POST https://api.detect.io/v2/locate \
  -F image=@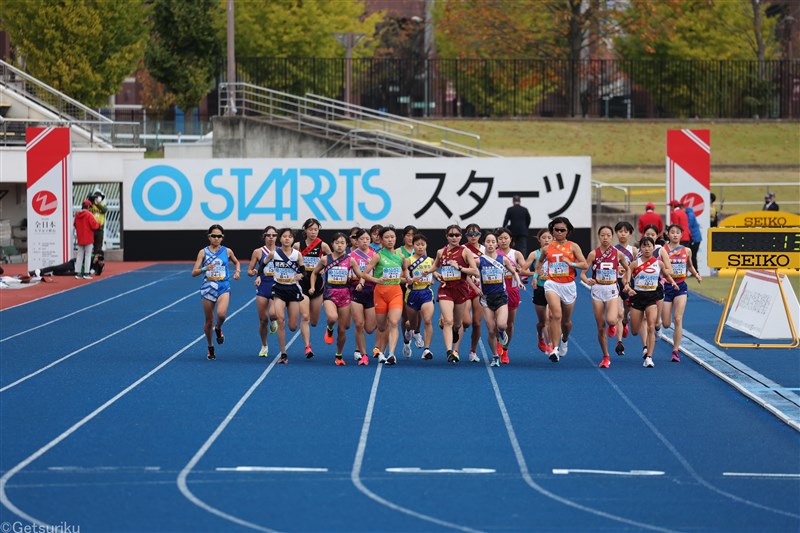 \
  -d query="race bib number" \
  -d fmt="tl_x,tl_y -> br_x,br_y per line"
481,267 -> 504,284
262,263 -> 275,277
304,256 -> 320,271
549,261 -> 570,278
672,262 -> 686,276
596,262 -> 616,283
205,260 -> 226,281
441,265 -> 461,281
382,267 -> 401,282
275,268 -> 296,284
328,266 -> 349,285
635,273 -> 659,291
413,269 -> 433,284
